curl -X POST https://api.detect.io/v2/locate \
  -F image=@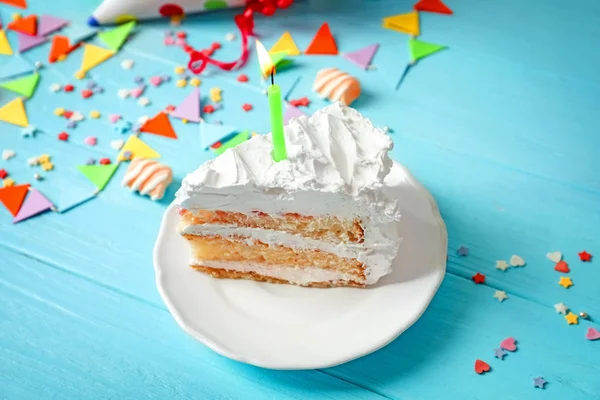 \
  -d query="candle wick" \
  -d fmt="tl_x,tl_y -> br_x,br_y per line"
270,70 -> 274,85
